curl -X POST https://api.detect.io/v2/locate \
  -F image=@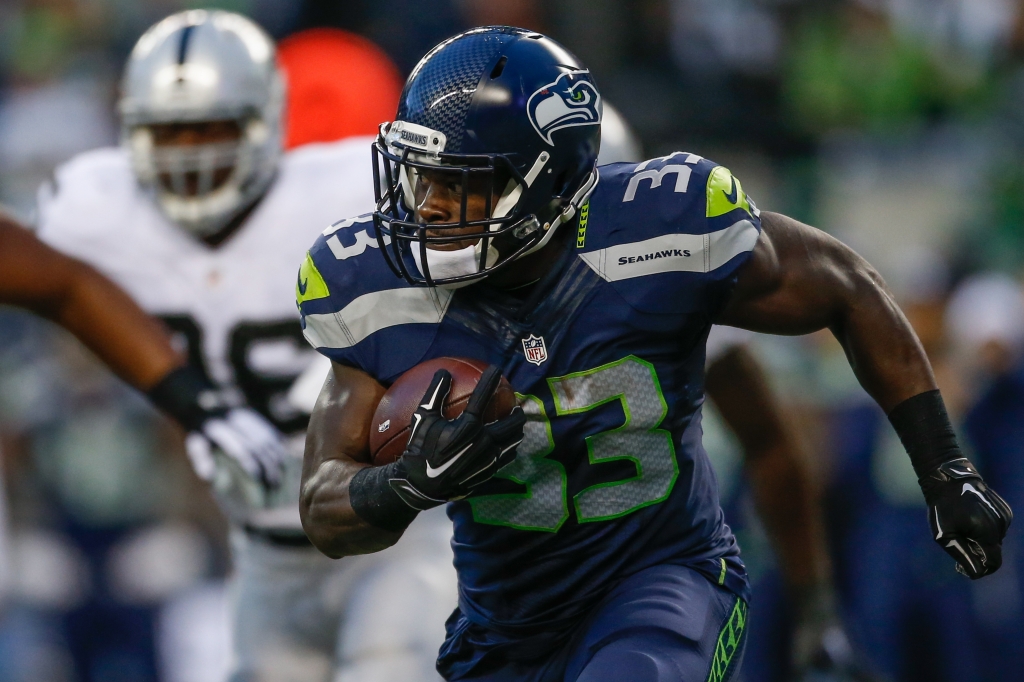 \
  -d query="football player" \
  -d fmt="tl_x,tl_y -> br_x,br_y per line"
35,11 -> 453,682
298,27 -> 1012,682
0,211 -> 286,478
